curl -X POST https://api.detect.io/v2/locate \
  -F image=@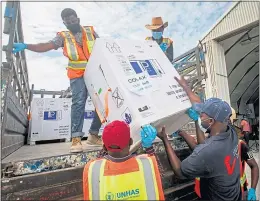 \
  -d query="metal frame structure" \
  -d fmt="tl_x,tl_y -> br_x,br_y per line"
173,44 -> 207,101
30,84 -> 66,99
1,2 -> 30,159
